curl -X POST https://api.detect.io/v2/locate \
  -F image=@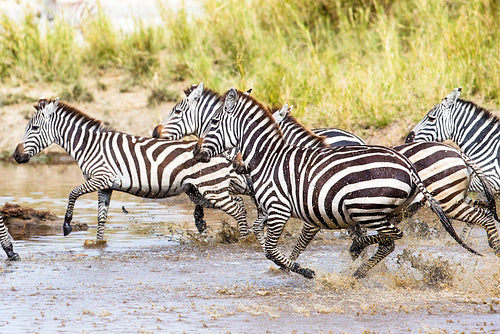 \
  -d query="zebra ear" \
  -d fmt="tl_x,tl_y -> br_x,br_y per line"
187,82 -> 203,101
273,104 -> 289,122
43,97 -> 60,118
443,87 -> 461,107
244,88 -> 253,95
34,97 -> 48,112
224,88 -> 238,114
